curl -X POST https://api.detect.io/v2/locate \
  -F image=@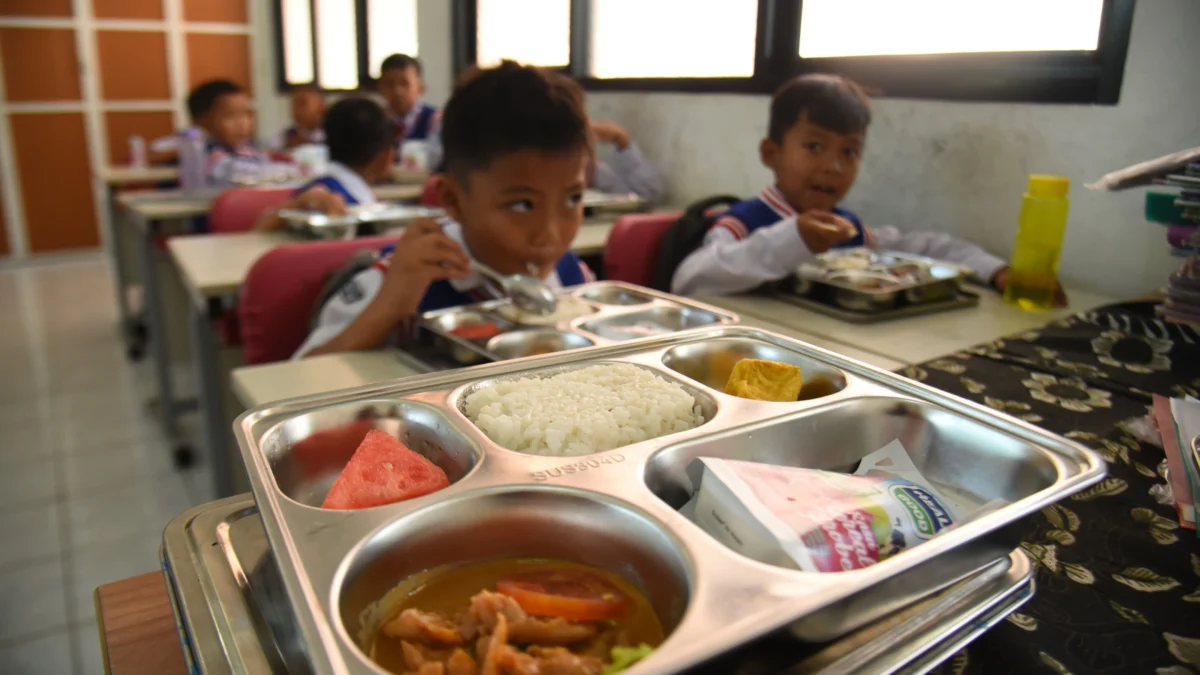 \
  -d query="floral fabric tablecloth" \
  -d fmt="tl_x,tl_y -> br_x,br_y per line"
914,302 -> 1200,675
